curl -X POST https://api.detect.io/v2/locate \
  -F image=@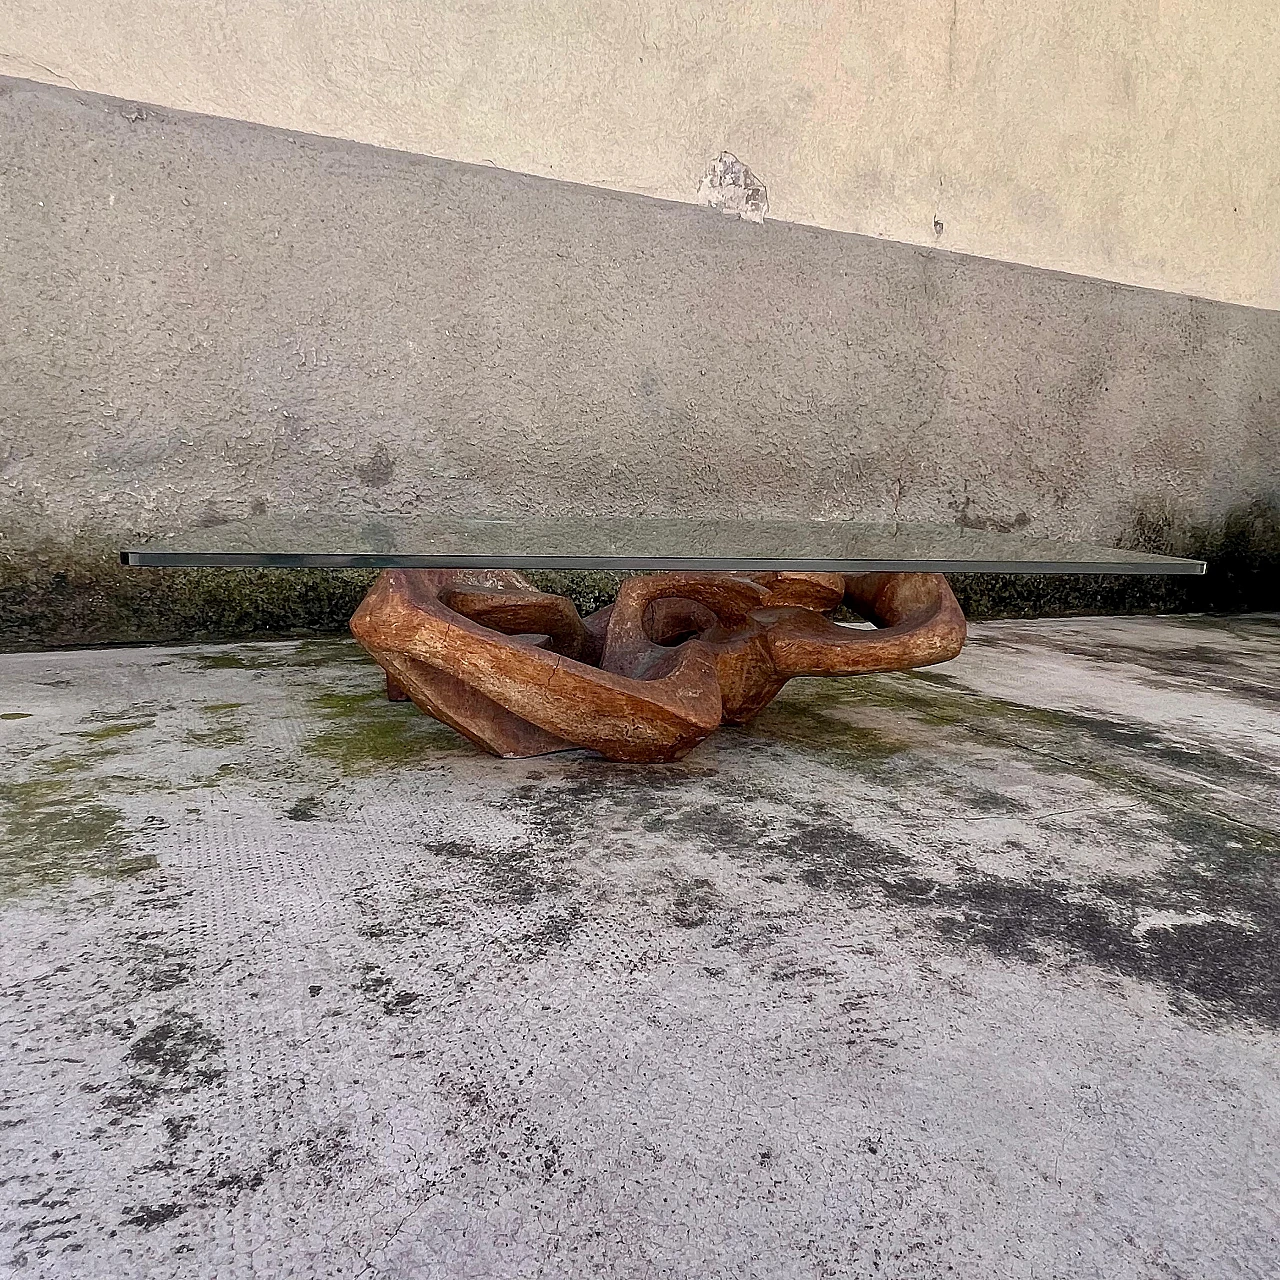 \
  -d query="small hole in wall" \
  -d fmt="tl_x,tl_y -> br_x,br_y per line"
933,216 -> 945,236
